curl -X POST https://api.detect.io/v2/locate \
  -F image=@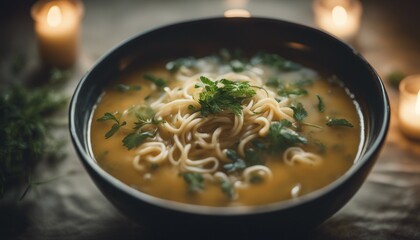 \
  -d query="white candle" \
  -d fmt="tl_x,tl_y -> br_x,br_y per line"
398,75 -> 420,140
313,0 -> 362,41
31,0 -> 84,68
224,9 -> 251,18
